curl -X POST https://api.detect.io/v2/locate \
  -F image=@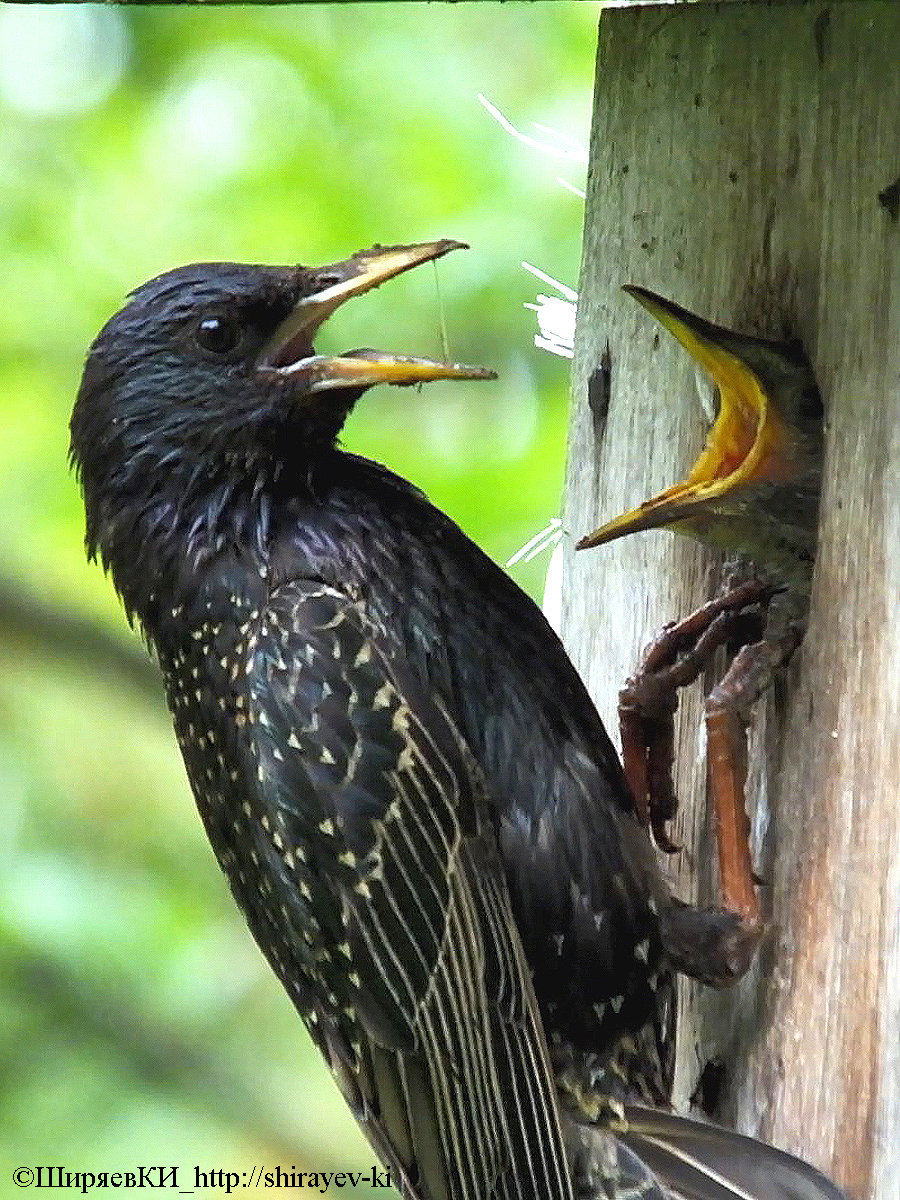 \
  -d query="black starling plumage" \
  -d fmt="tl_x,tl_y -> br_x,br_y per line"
70,243 -> 845,1200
